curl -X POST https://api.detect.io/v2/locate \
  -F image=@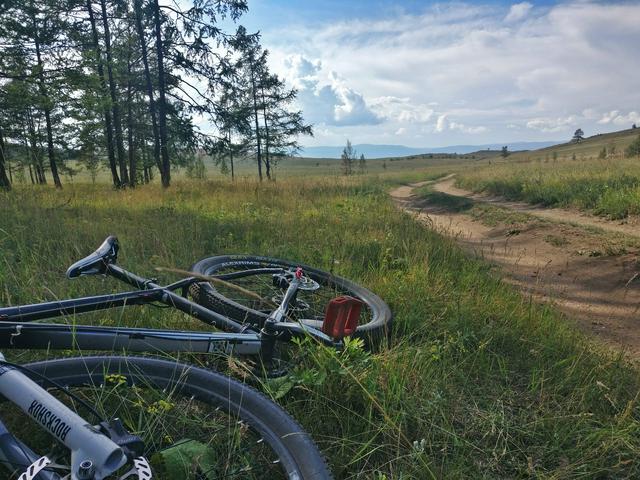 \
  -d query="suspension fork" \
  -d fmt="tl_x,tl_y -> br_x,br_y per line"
0,420 -> 60,480
260,271 -> 303,365
0,355 -> 127,479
